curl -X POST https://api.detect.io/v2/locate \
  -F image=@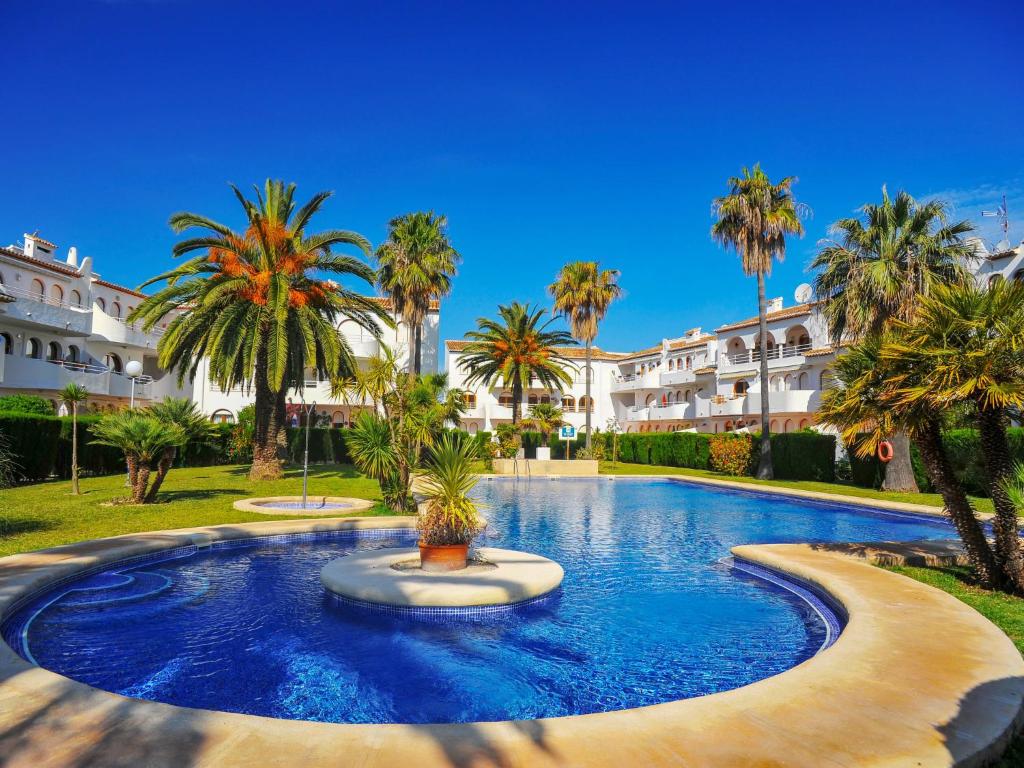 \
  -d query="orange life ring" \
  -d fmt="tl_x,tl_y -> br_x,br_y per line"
877,440 -> 894,463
